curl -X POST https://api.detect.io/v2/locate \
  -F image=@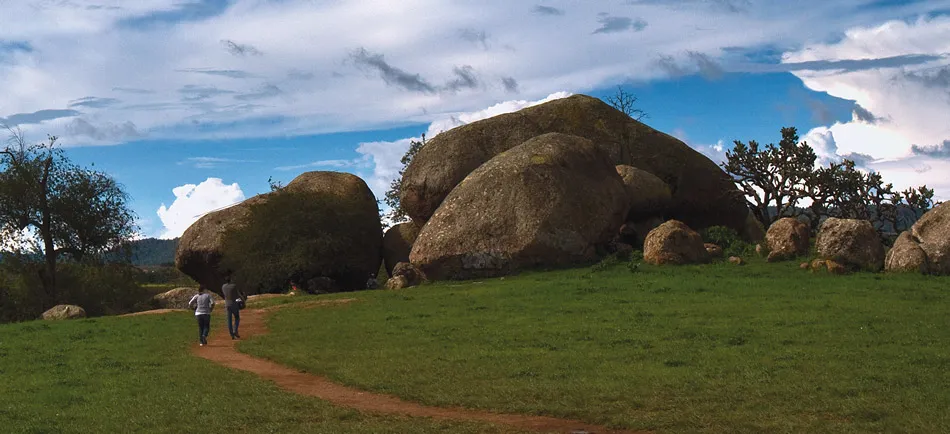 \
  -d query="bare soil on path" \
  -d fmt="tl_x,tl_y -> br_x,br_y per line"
191,299 -> 645,434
